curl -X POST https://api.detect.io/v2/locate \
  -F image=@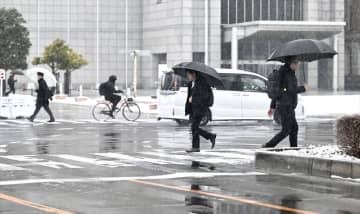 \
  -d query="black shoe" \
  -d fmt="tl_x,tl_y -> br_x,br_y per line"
48,119 -> 55,123
186,148 -> 200,153
261,144 -> 272,148
27,117 -> 34,122
210,134 -> 216,149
